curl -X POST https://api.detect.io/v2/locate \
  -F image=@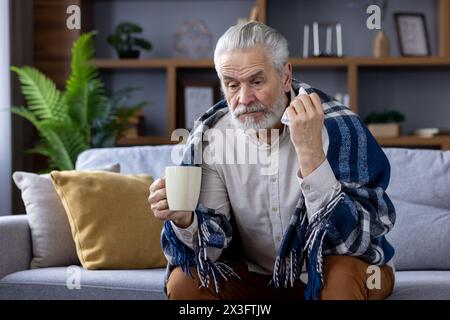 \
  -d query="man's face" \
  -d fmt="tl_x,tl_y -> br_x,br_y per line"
218,46 -> 291,130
